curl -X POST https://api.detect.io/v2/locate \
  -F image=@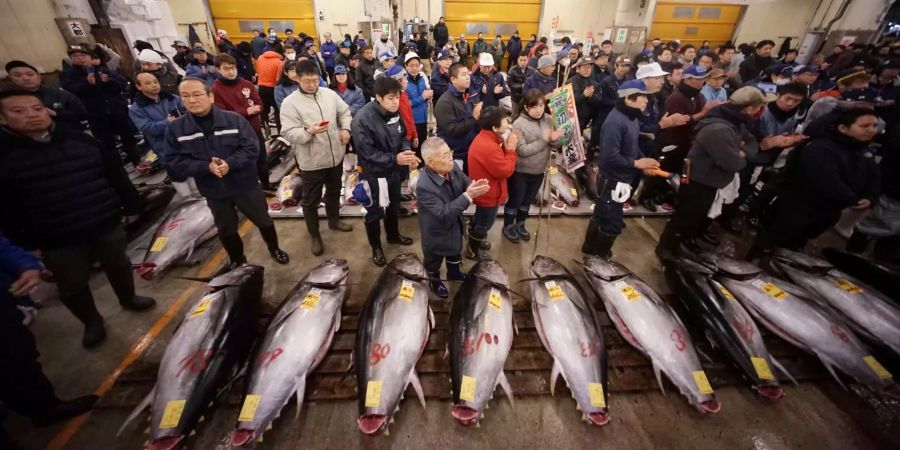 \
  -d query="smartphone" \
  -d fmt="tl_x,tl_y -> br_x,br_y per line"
318,120 -> 330,127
